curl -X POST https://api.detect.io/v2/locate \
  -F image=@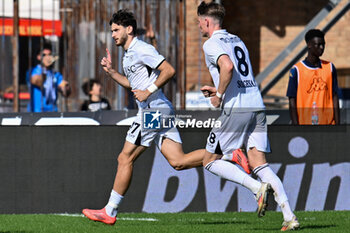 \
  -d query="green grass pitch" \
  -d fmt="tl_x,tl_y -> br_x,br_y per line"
0,211 -> 348,233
